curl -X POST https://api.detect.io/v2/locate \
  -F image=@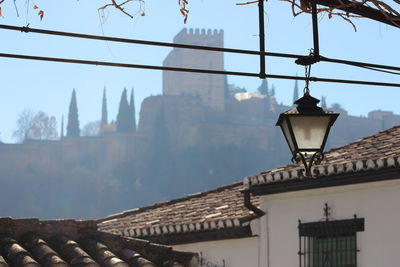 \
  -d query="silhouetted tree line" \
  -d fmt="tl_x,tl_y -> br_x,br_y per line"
63,88 -> 137,137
